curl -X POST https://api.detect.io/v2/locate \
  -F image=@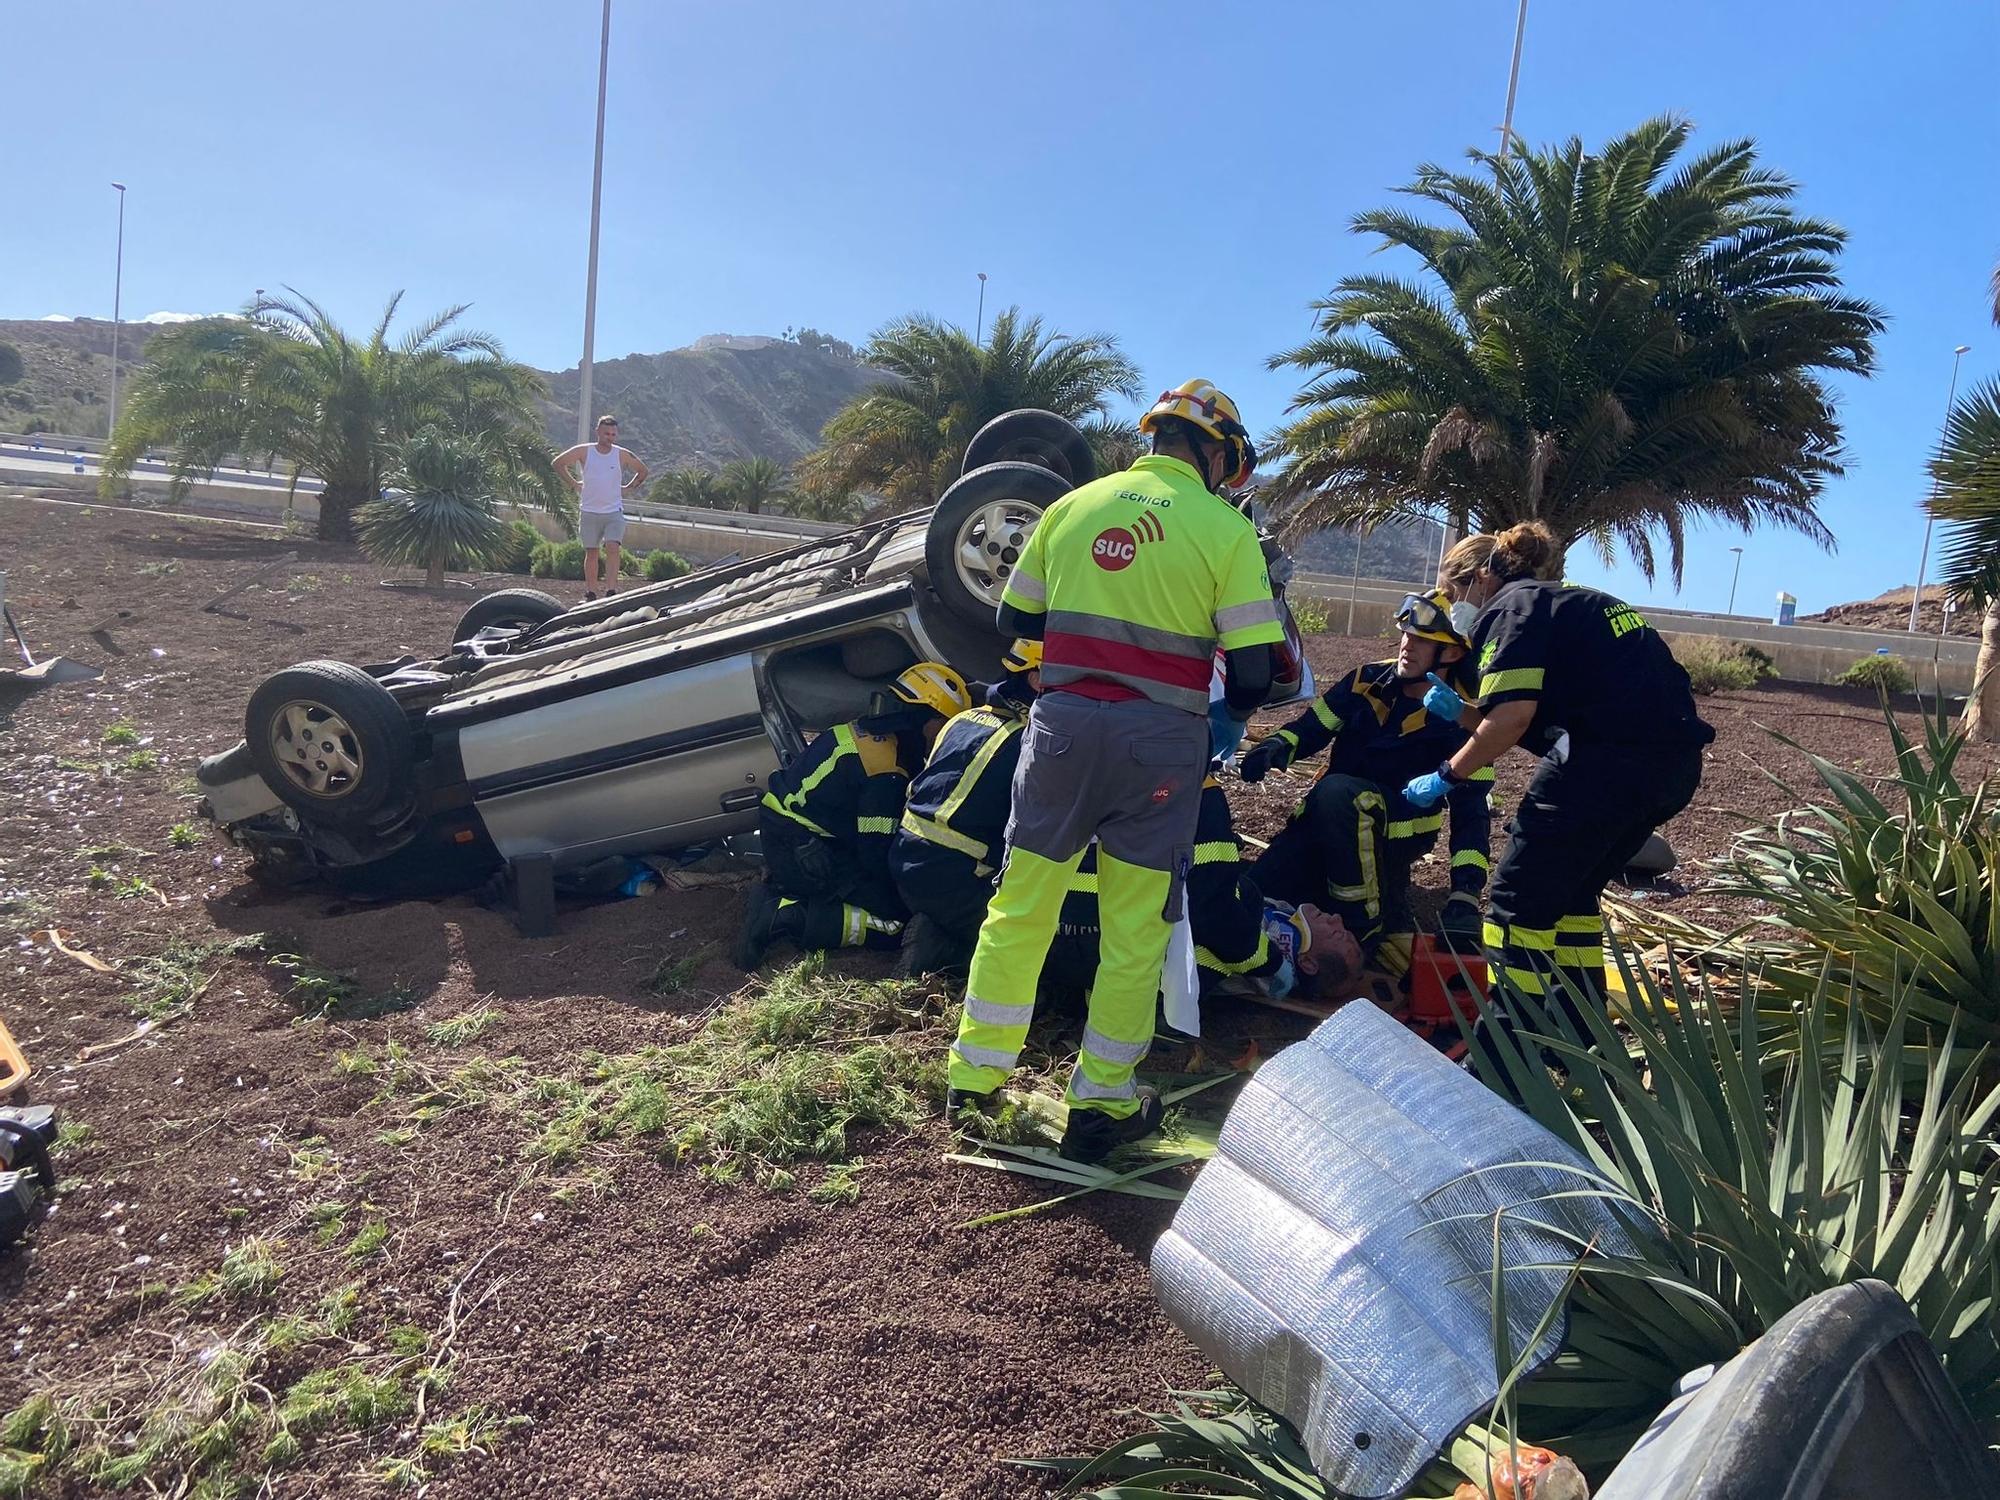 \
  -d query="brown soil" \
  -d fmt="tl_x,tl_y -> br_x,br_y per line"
1,494 -> 1991,1497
